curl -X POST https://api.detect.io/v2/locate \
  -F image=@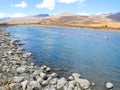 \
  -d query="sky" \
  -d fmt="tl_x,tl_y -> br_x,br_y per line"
0,0 -> 120,18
